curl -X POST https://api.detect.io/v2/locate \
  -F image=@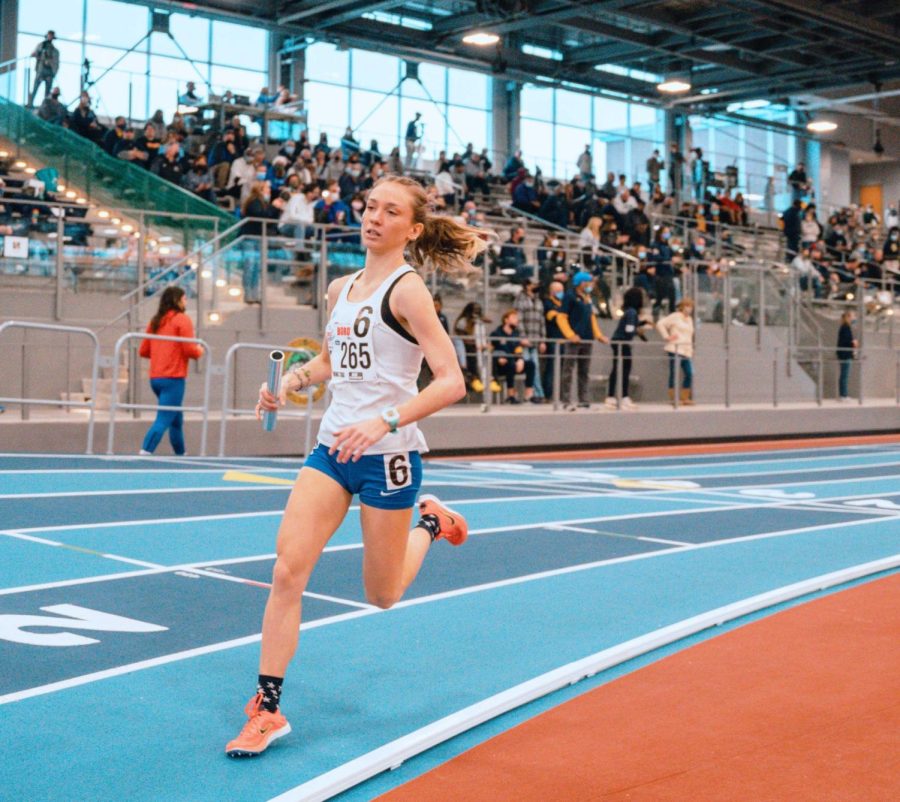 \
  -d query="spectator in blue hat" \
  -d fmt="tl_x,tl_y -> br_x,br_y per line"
557,271 -> 609,410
